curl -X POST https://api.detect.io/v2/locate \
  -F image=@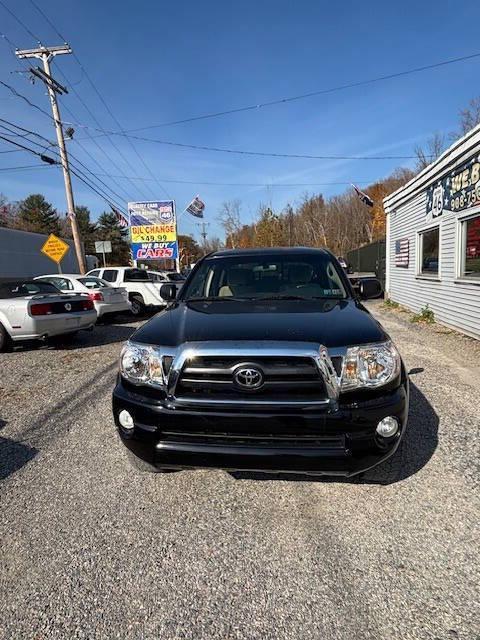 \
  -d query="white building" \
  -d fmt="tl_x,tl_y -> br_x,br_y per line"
384,124 -> 480,340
